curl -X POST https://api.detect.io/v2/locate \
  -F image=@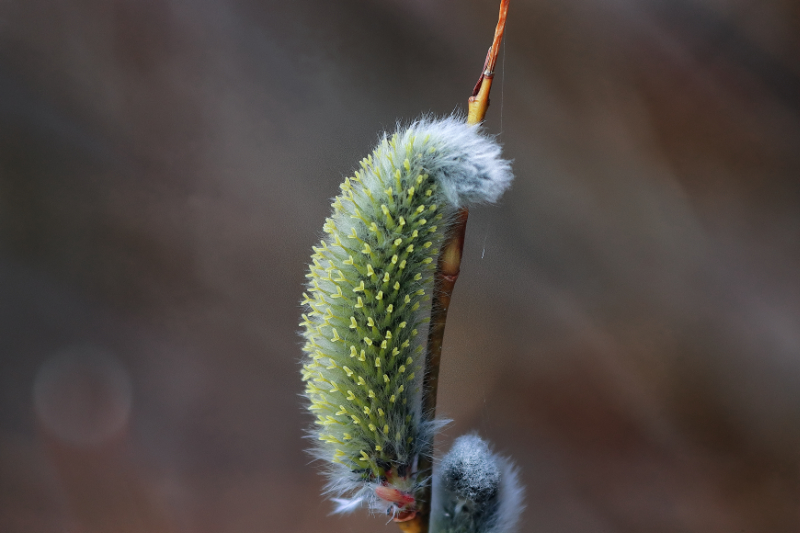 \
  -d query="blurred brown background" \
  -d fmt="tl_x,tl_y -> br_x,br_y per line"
1,0 -> 799,531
